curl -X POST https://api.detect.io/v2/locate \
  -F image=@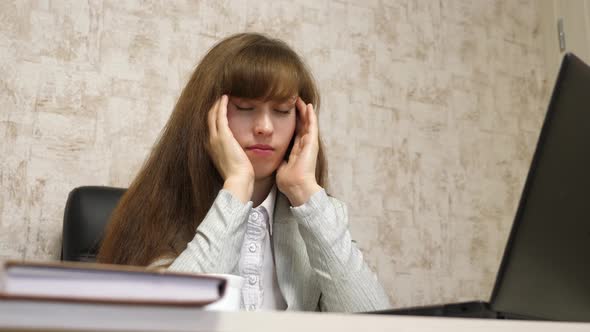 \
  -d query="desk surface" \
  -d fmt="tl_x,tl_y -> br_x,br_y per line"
2,303 -> 590,332
212,311 -> 589,332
